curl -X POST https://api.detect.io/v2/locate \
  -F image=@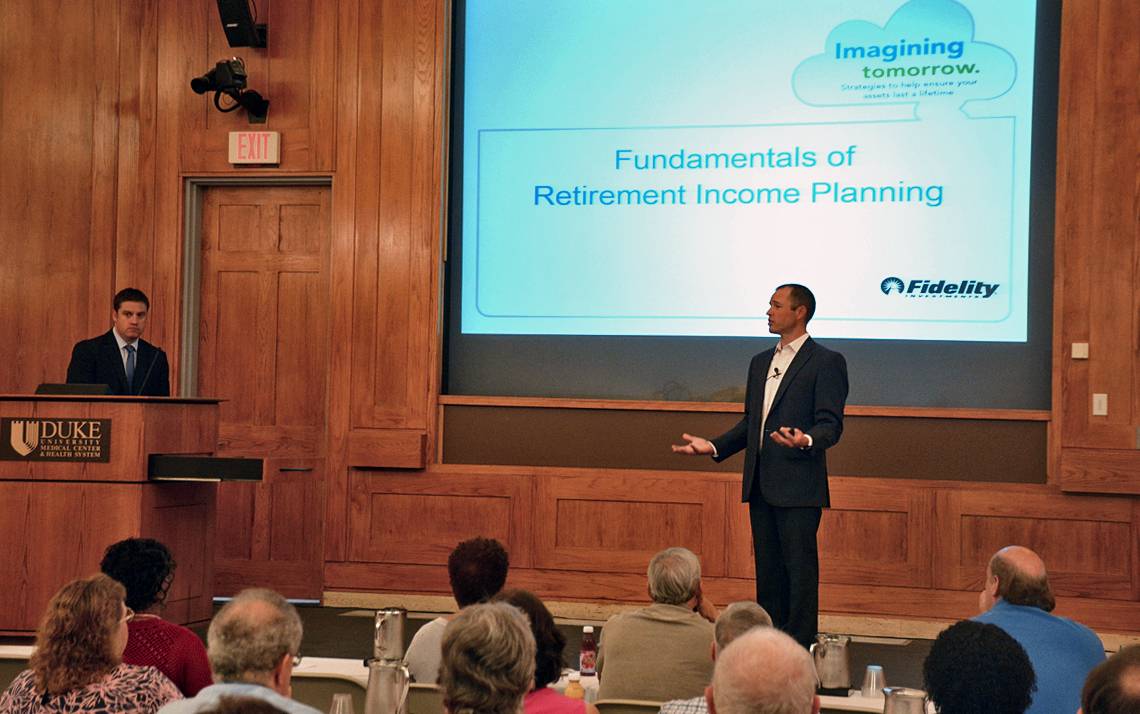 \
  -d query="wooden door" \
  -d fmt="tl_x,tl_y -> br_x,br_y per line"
198,185 -> 330,598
